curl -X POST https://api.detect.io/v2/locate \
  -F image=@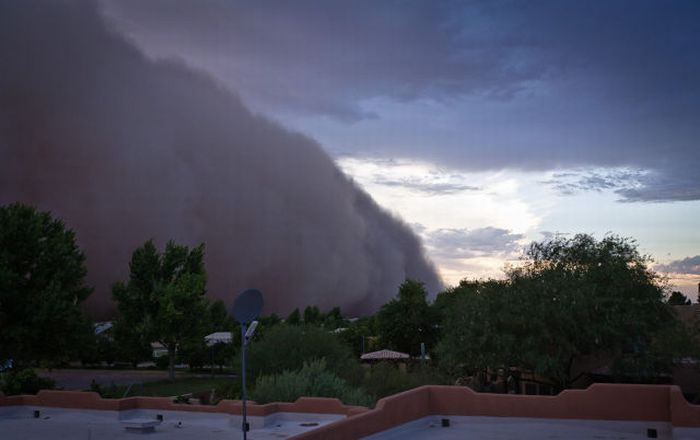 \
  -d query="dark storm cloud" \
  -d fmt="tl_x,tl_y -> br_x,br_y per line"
424,227 -> 525,259
657,256 -> 700,275
0,0 -> 441,318
100,0 -> 544,121
543,169 -> 646,196
100,0 -> 700,202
